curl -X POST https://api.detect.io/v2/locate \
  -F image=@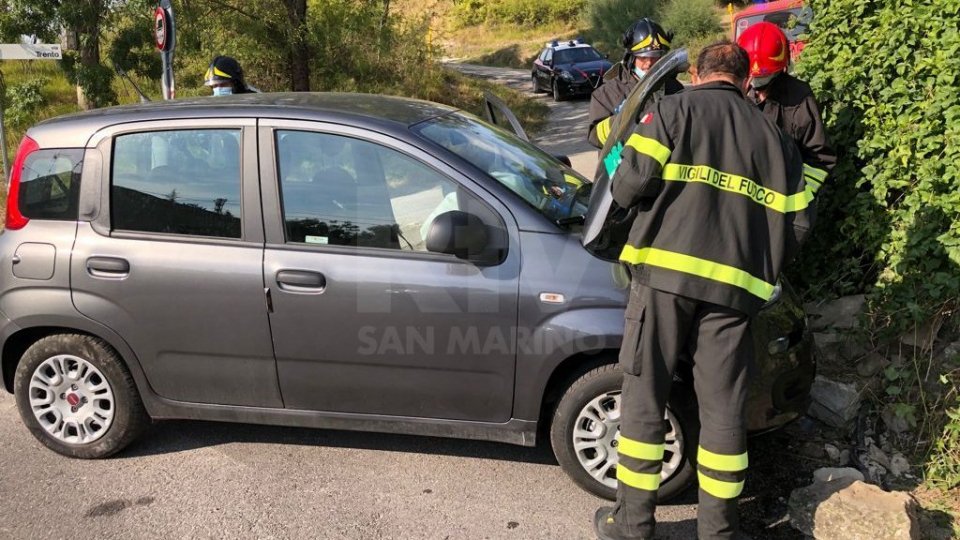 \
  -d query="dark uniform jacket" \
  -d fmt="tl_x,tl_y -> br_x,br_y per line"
587,63 -> 683,148
612,81 -> 811,315
750,73 -> 835,191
